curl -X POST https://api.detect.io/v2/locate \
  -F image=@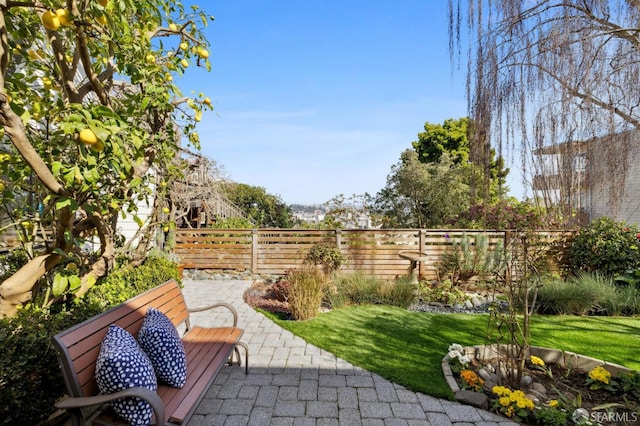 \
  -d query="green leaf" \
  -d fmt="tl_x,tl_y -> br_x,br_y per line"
89,123 -> 110,142
133,215 -> 143,227
52,161 -> 63,177
52,274 -> 68,297
56,198 -> 73,209
68,275 -> 82,292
